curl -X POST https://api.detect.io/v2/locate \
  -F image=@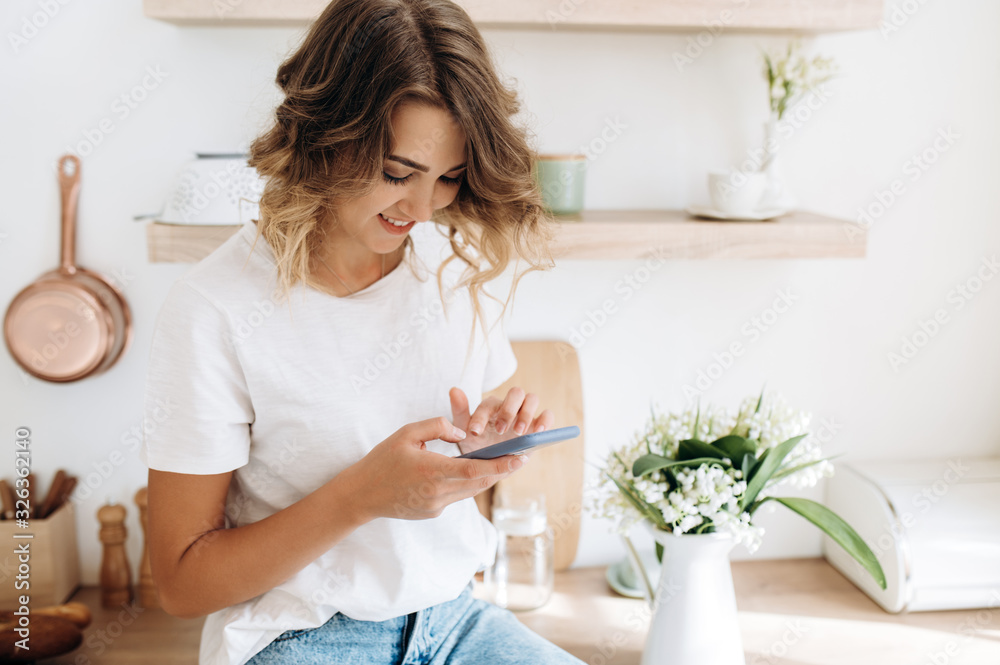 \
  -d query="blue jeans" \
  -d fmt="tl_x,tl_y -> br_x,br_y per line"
245,582 -> 585,665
